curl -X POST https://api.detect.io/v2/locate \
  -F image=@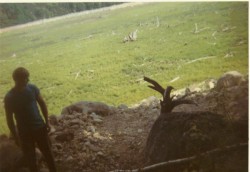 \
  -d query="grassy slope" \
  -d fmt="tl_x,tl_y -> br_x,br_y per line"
0,2 -> 248,133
